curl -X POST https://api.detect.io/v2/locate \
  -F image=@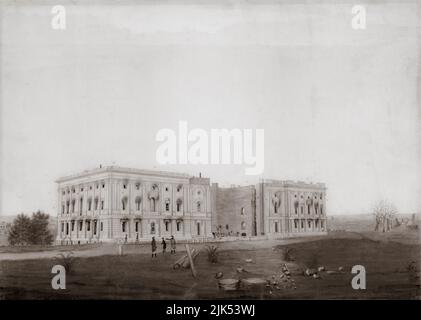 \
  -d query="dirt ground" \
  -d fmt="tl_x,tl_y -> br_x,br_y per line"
0,230 -> 419,300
